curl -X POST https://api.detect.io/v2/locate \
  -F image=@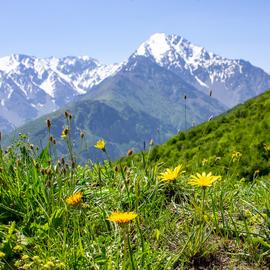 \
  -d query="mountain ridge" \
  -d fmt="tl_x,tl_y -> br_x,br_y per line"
1,32 -> 270,138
